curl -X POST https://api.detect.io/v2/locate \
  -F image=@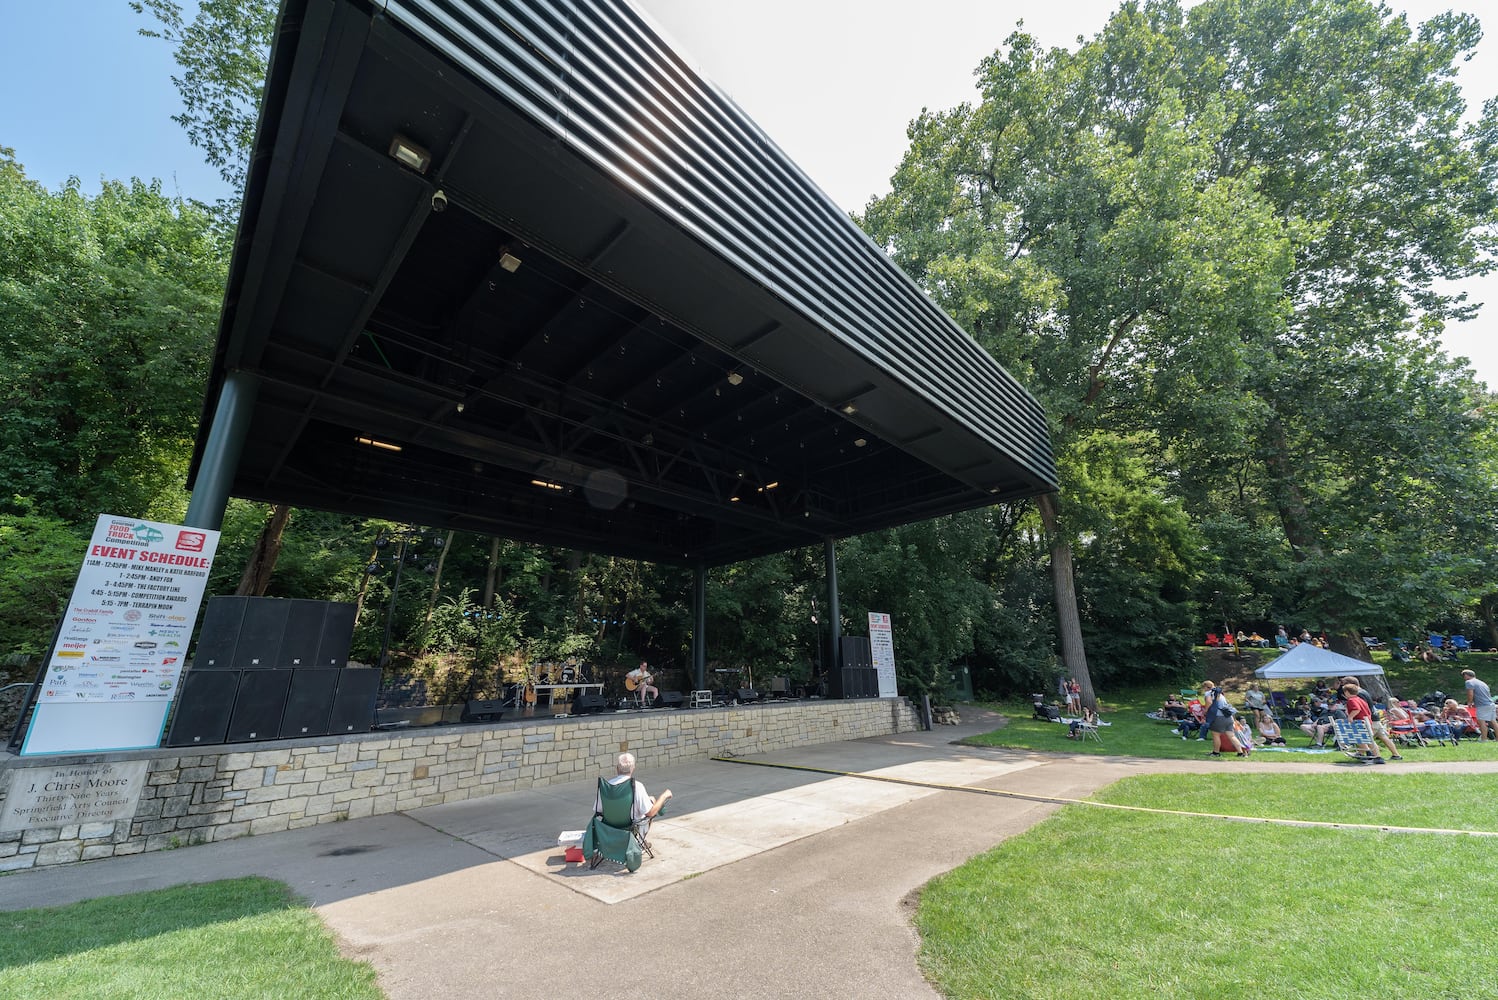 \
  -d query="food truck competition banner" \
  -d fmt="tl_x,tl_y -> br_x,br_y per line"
21,515 -> 220,755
